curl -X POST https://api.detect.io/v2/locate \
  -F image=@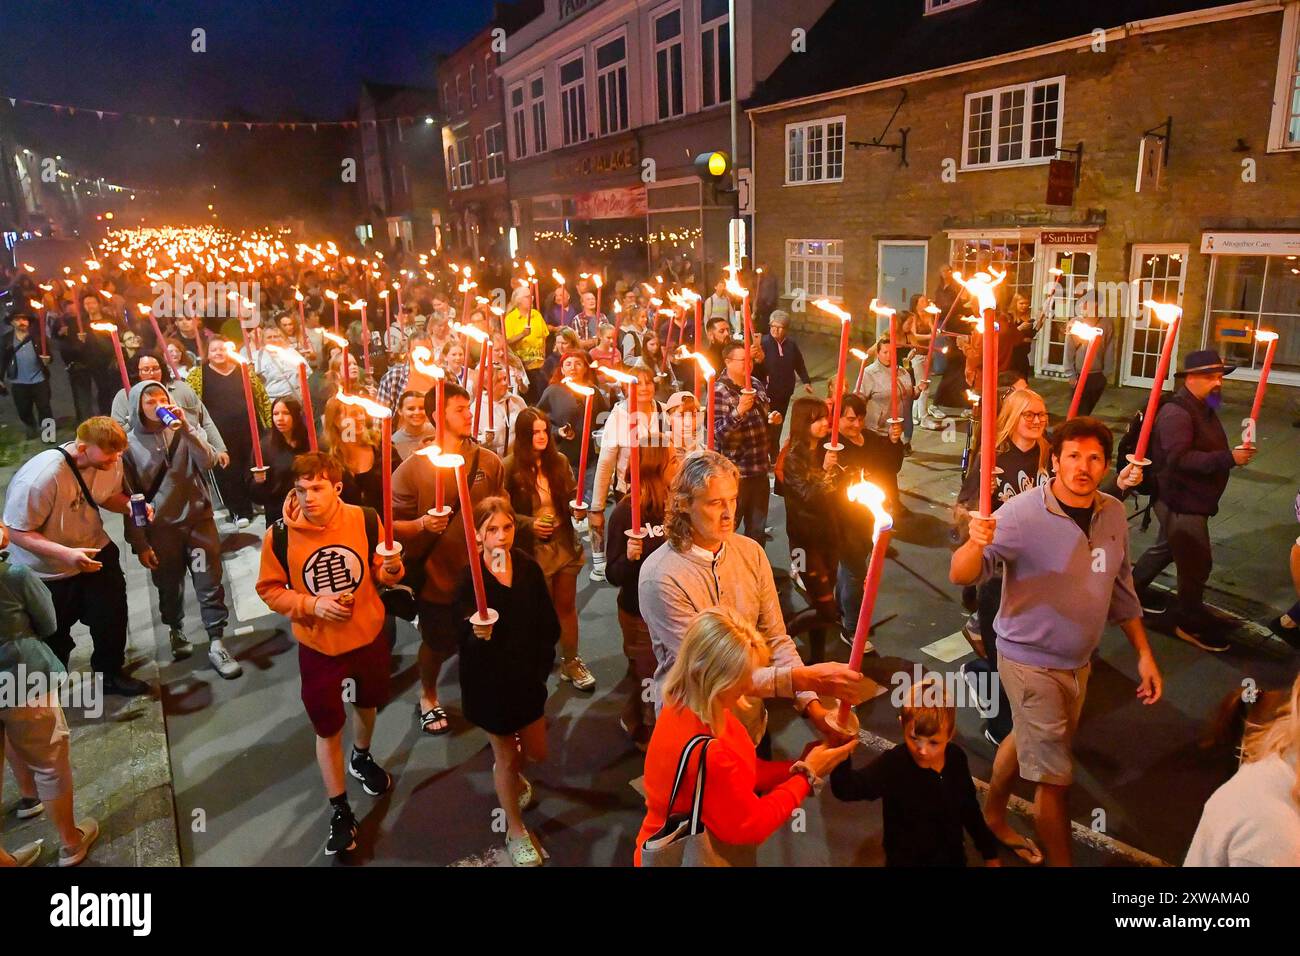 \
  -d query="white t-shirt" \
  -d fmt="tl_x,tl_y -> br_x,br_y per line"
1185,752 -> 1300,867
2,443 -> 124,580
